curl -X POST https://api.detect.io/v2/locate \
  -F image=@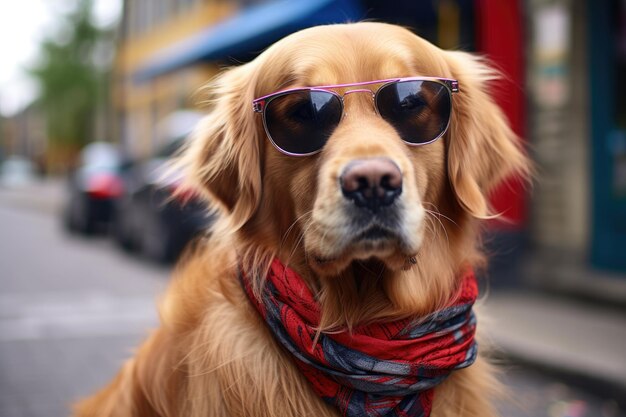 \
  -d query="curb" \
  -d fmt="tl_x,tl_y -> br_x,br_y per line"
490,350 -> 626,408
484,290 -> 626,404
